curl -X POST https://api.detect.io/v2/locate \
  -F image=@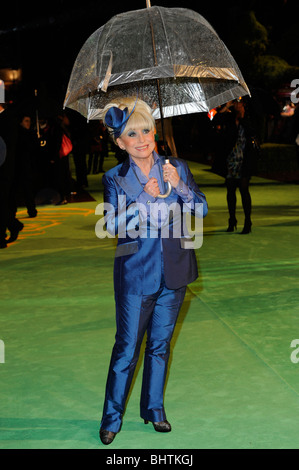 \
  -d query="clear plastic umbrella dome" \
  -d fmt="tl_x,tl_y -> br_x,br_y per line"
64,6 -> 250,120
